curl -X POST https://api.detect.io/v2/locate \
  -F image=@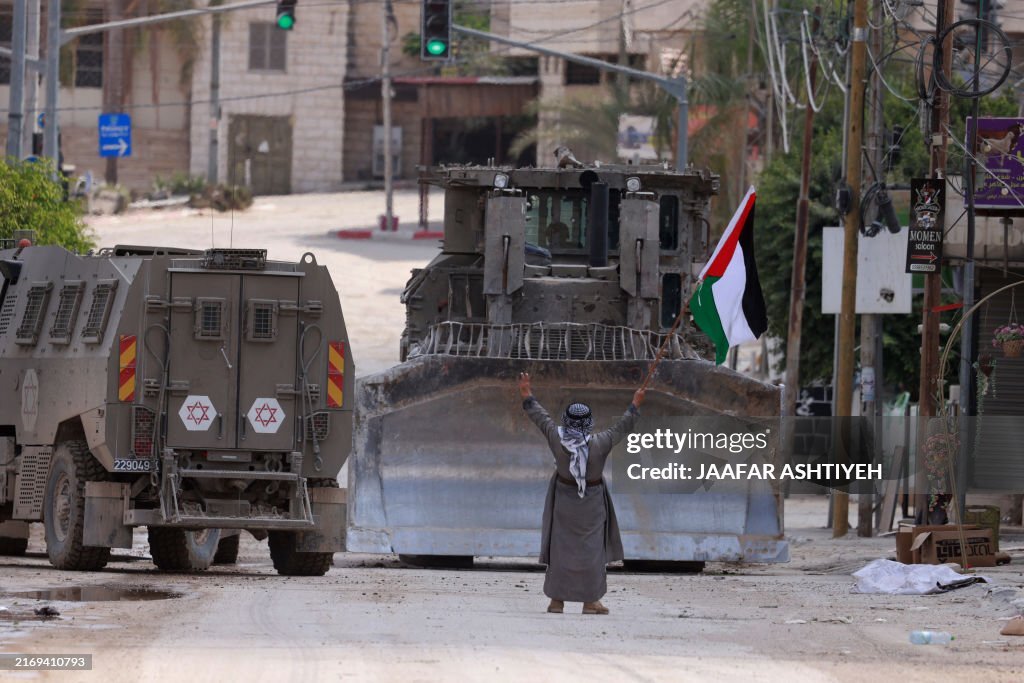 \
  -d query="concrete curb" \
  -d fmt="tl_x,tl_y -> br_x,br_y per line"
334,228 -> 444,241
